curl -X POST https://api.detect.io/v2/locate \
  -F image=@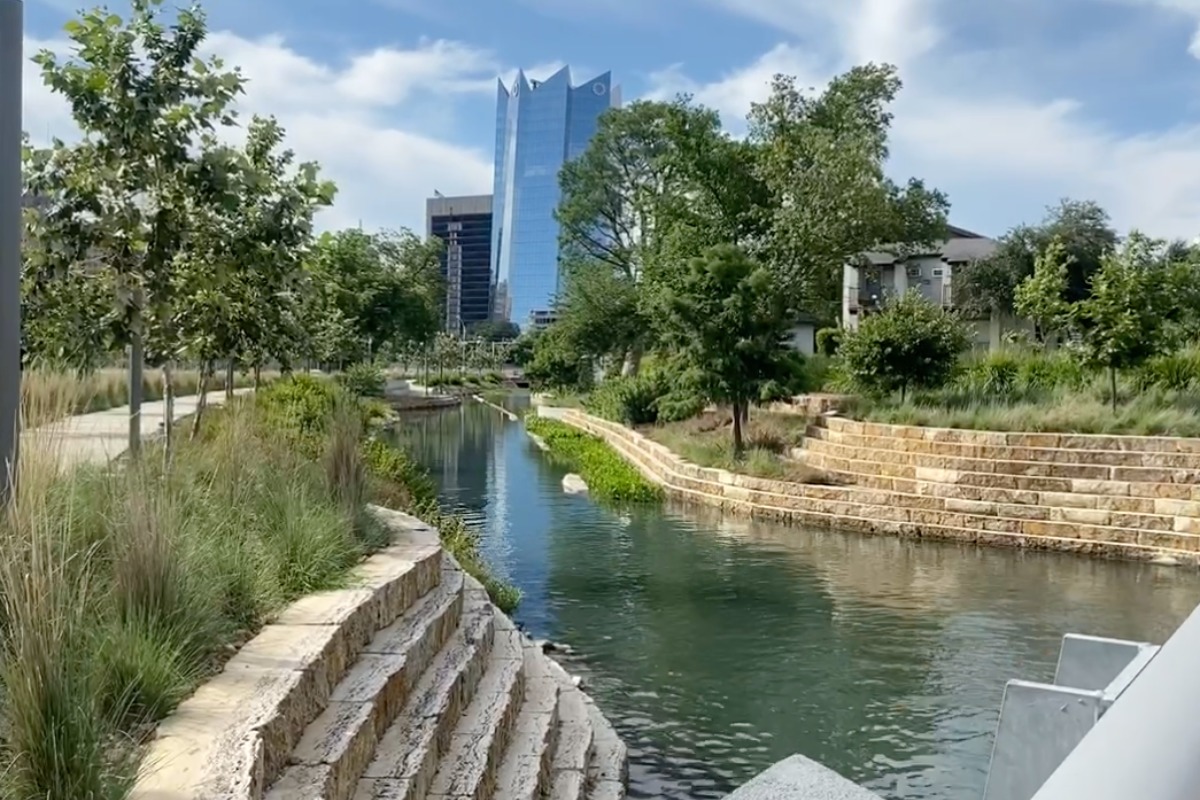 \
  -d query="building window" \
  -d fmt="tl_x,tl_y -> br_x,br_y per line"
906,265 -> 921,279
932,268 -> 944,277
